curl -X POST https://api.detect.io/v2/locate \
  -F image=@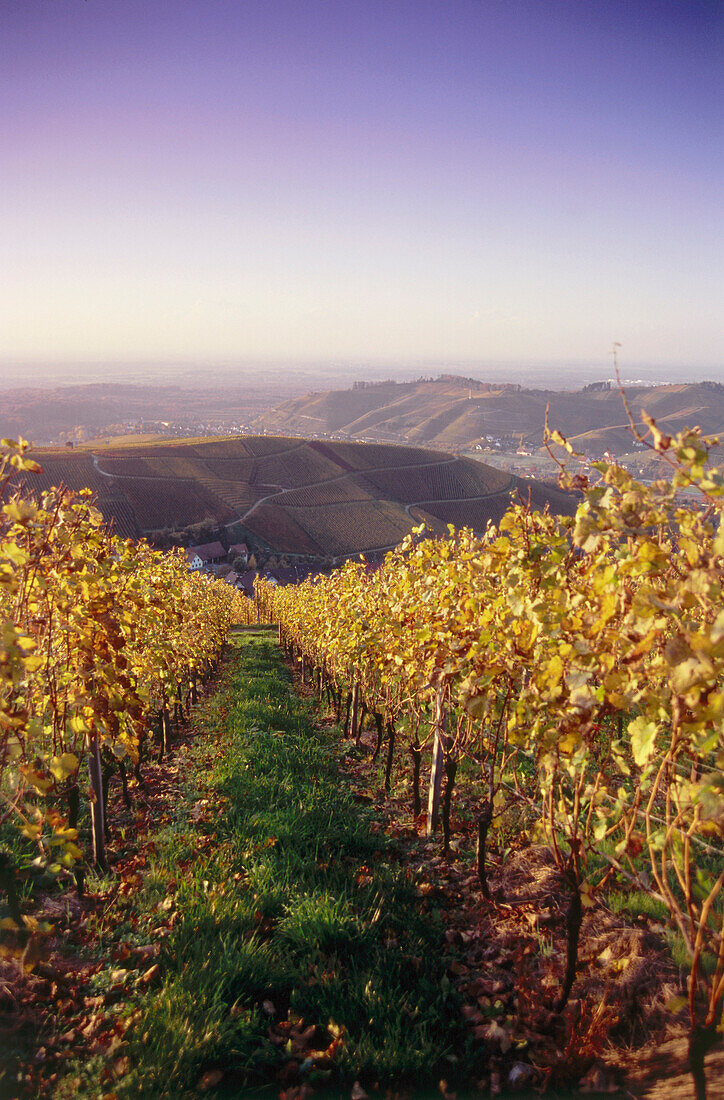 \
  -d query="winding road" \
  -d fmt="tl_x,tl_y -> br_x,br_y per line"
90,443 -> 509,553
